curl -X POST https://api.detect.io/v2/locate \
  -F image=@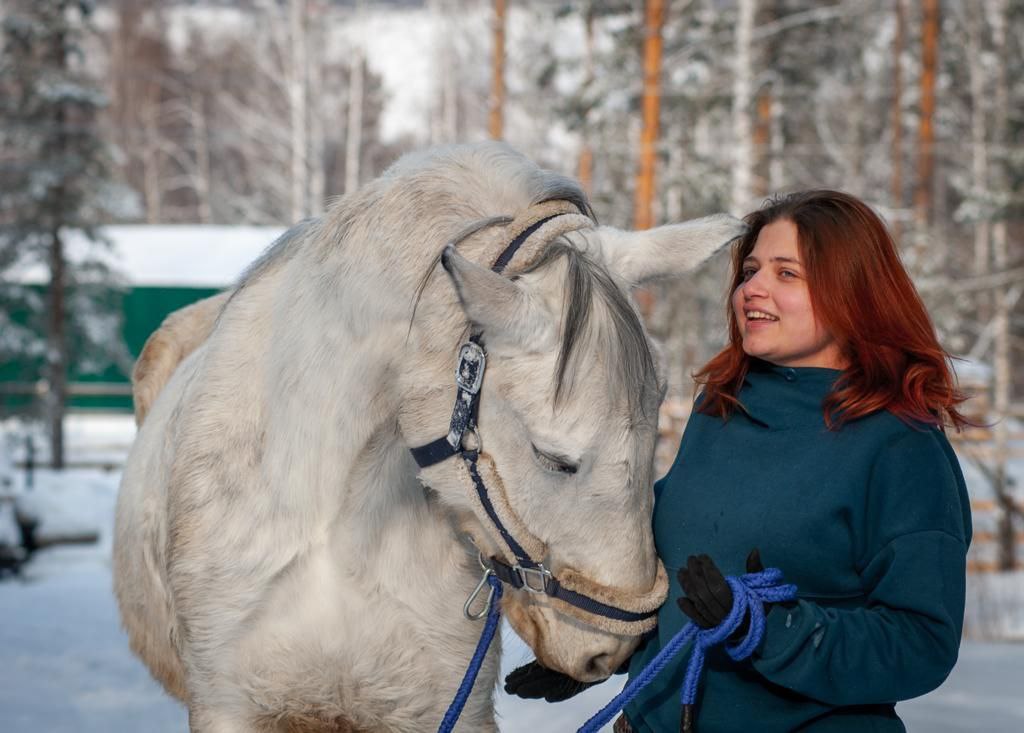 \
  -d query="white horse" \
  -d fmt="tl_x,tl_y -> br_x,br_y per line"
113,142 -> 745,732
